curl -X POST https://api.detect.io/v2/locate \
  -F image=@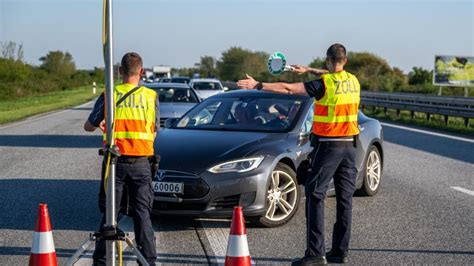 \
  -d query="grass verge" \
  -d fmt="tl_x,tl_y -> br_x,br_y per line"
362,107 -> 474,137
0,86 -> 101,125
